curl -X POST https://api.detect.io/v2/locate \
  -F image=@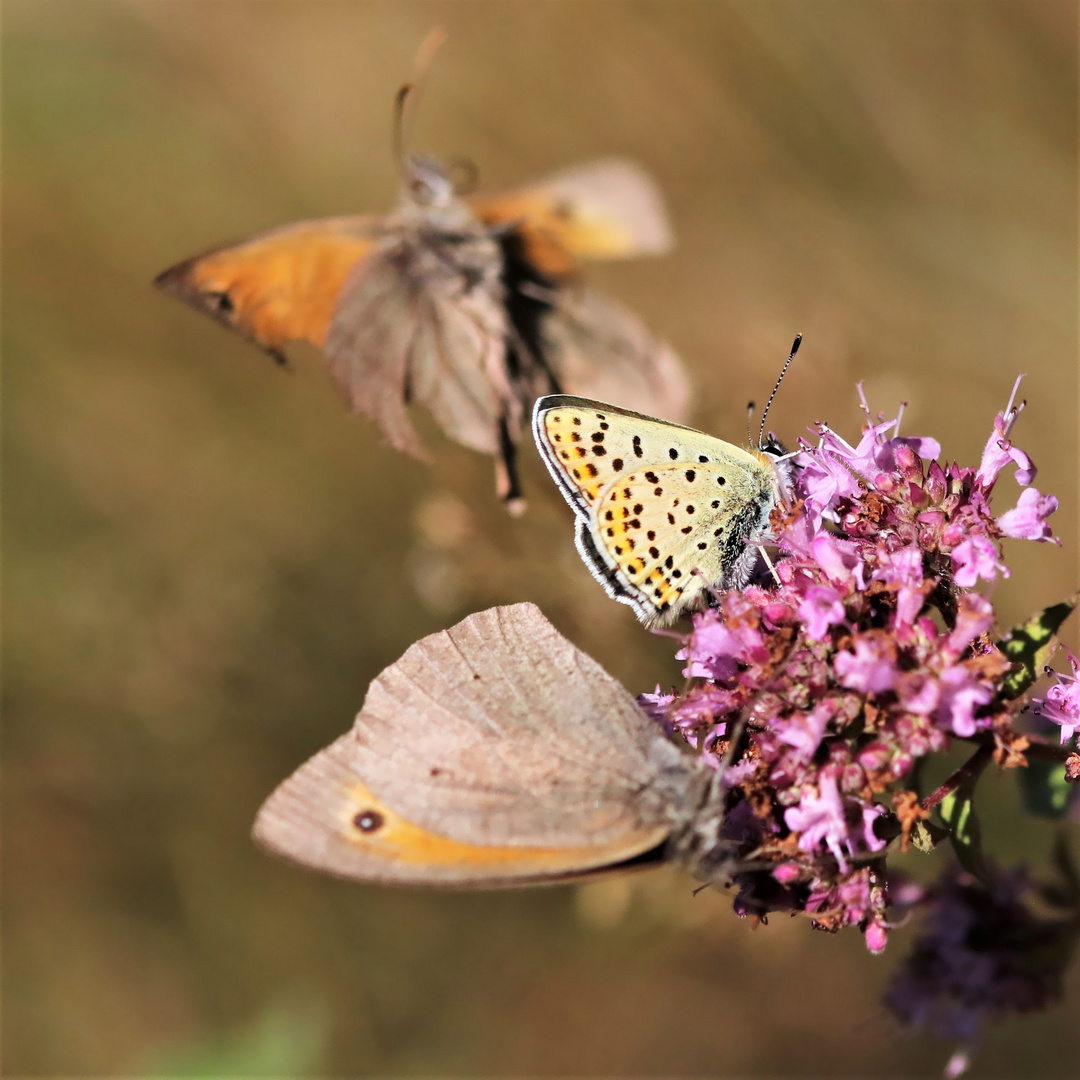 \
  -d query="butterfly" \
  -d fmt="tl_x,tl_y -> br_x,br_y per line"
154,85 -> 689,509
253,602 -> 728,887
532,339 -> 800,625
